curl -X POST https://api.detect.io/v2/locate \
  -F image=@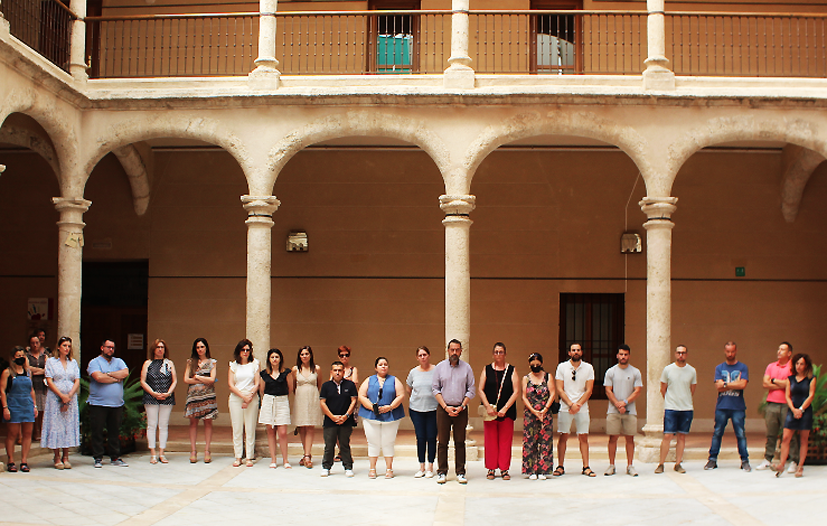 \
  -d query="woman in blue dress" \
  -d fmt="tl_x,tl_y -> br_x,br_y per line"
773,353 -> 817,477
358,357 -> 406,478
42,336 -> 81,469
1,346 -> 37,472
